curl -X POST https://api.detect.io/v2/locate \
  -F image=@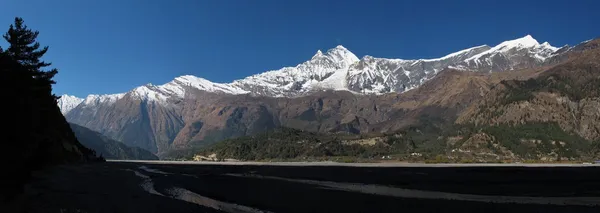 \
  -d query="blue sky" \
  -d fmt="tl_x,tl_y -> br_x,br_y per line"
2,0 -> 599,97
